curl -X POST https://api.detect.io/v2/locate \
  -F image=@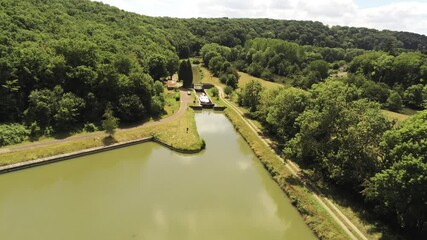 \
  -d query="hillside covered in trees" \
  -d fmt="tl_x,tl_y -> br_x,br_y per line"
0,0 -> 426,237
183,18 -> 427,52
0,0 -> 188,139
